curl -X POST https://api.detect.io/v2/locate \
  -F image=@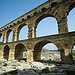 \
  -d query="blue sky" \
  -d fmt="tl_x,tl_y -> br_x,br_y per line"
0,0 -> 48,27
0,0 -> 75,50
